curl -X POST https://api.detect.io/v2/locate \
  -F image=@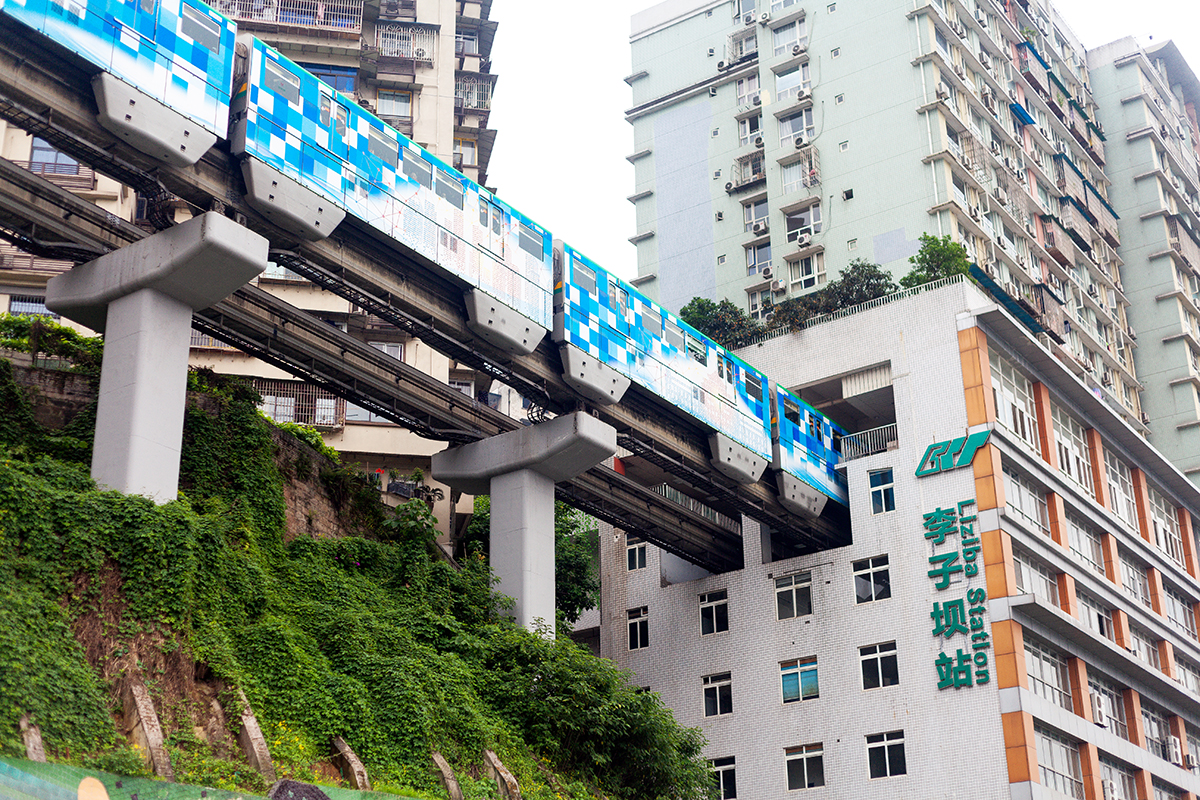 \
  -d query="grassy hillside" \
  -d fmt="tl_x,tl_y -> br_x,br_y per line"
0,332 -> 712,800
